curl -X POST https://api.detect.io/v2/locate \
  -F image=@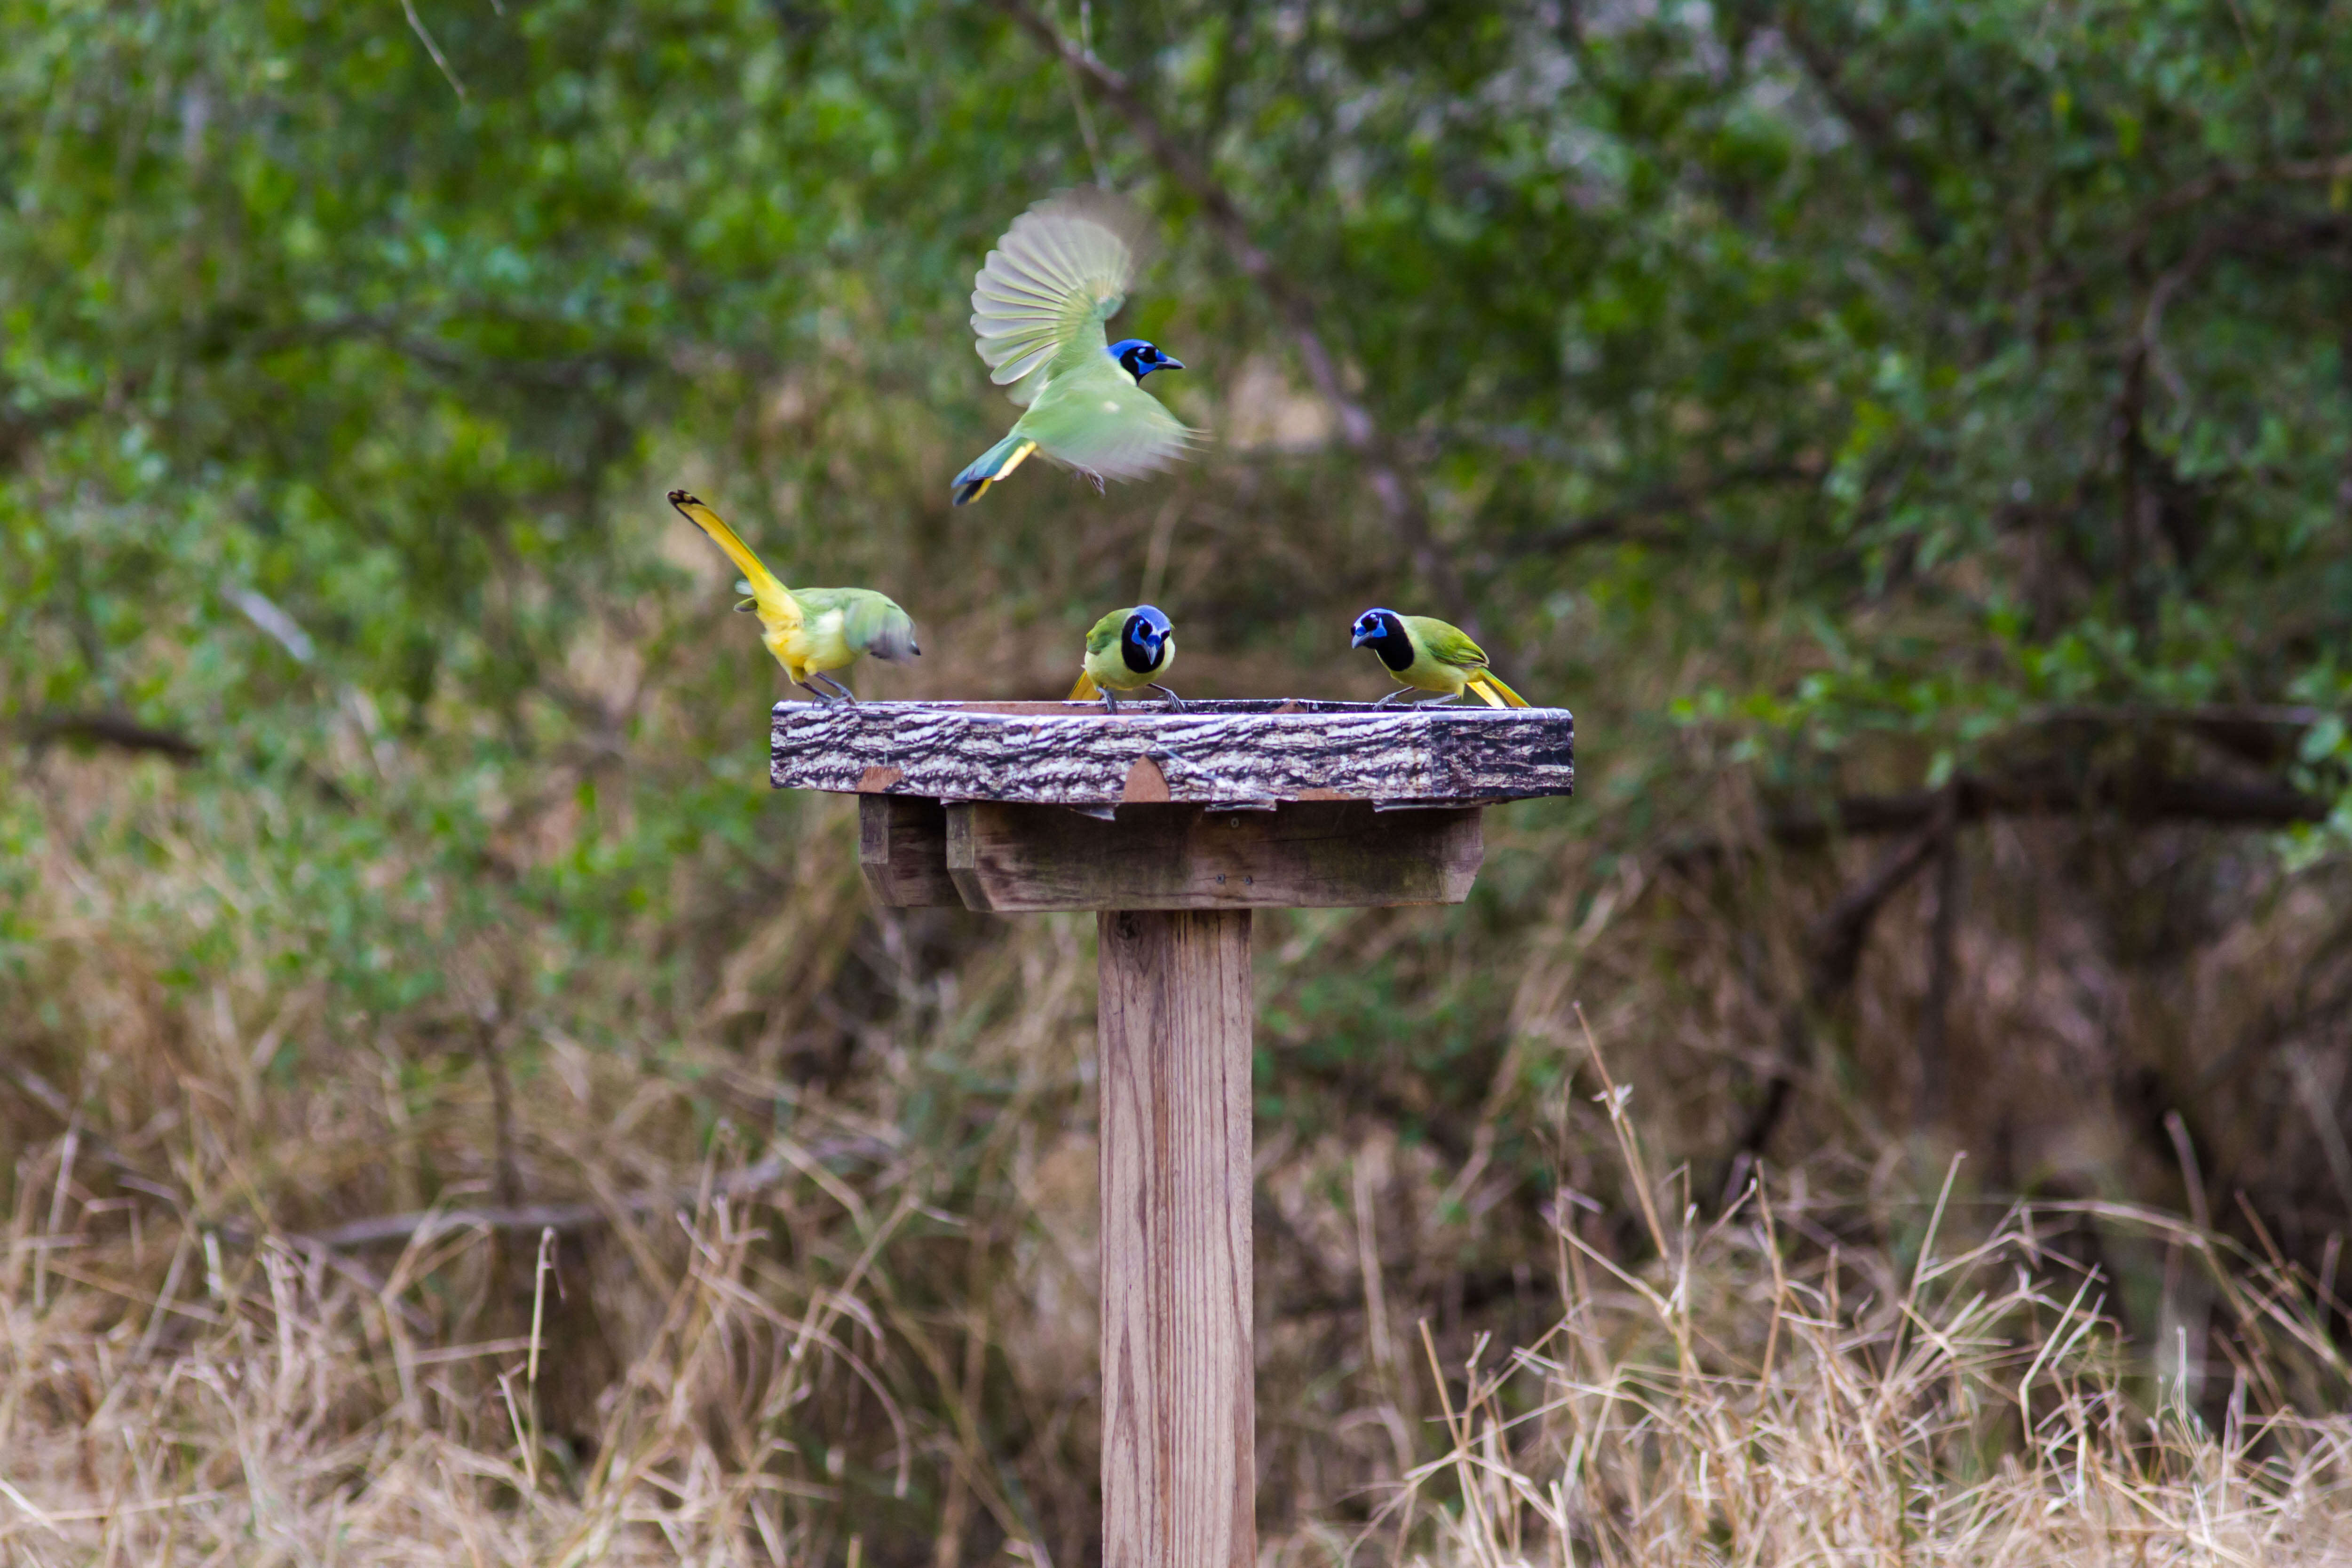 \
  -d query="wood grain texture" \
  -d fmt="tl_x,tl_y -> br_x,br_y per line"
858,796 -> 960,907
1097,909 -> 1255,1568
943,801 -> 1481,911
772,699 -> 1573,808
